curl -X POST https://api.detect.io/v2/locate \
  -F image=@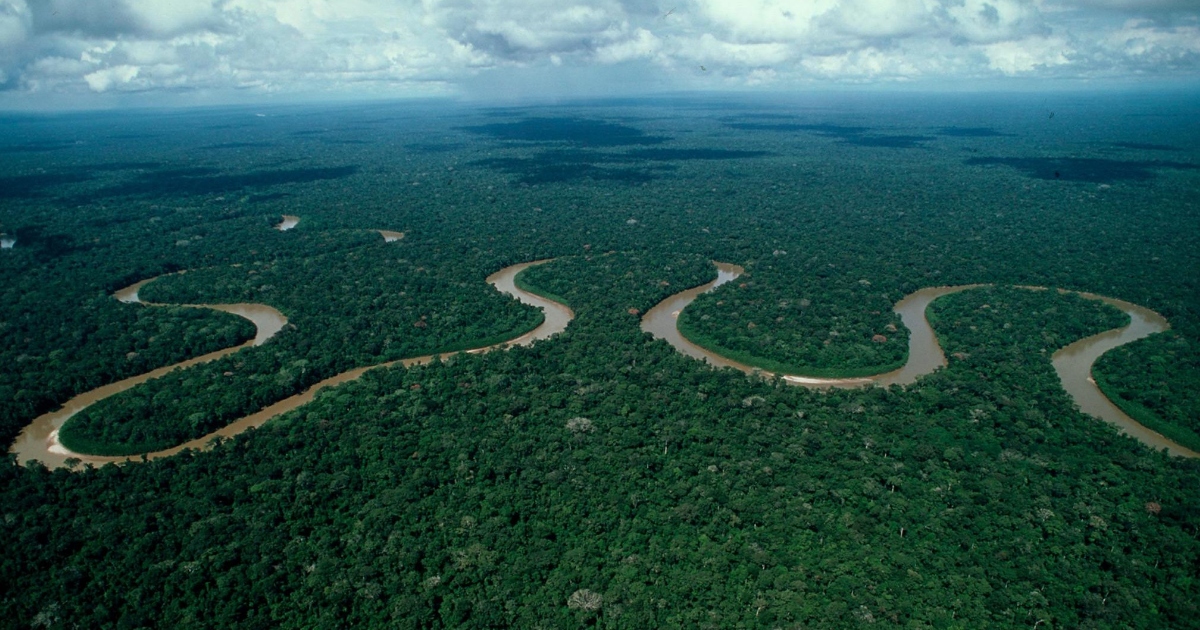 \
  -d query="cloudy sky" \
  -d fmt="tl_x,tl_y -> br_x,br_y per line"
1,0 -> 1198,107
